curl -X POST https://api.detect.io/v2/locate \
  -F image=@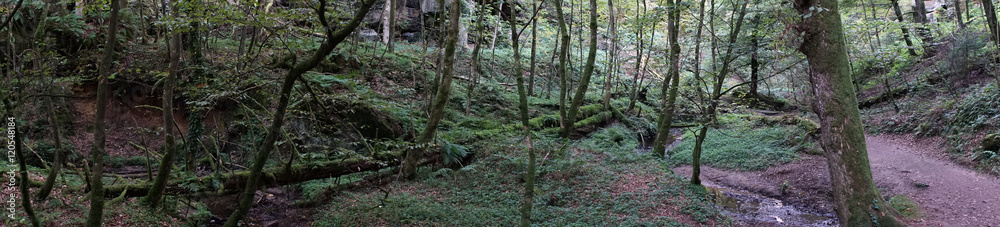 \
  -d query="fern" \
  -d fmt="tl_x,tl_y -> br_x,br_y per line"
441,140 -> 469,166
